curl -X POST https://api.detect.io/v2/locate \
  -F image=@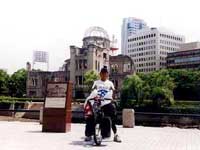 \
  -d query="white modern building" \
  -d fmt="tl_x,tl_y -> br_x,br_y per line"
121,17 -> 147,55
127,27 -> 185,73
